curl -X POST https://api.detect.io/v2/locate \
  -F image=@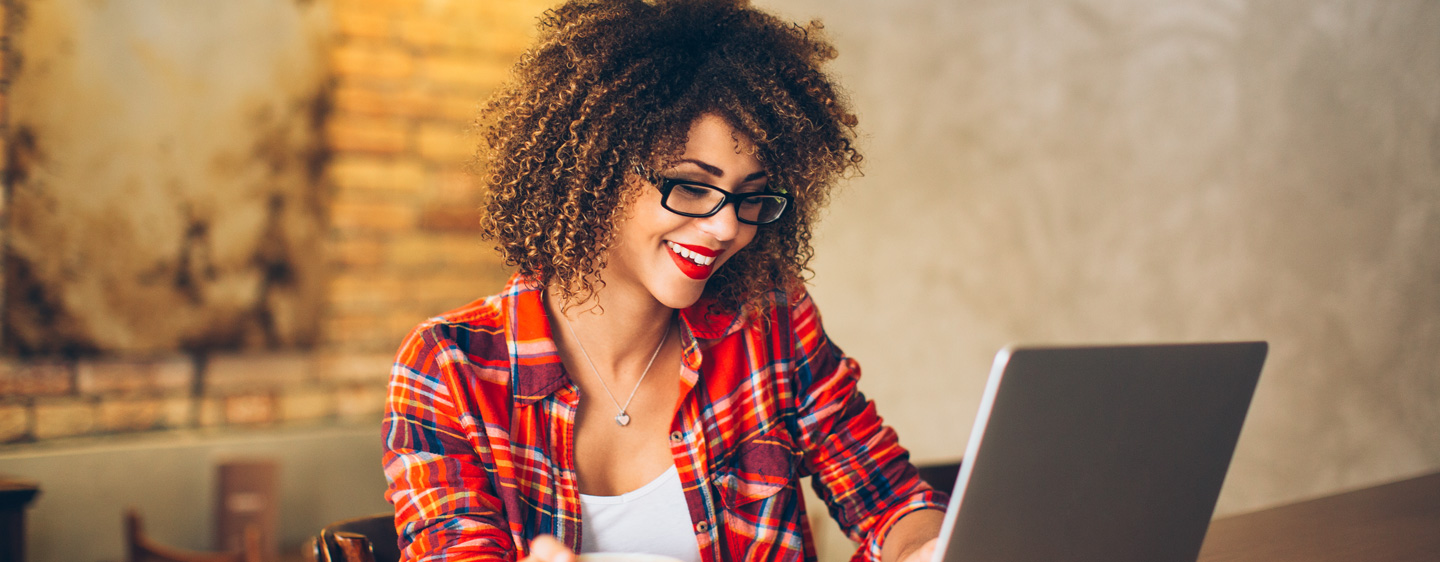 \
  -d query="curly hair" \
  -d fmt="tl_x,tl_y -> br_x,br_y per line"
477,0 -> 862,314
